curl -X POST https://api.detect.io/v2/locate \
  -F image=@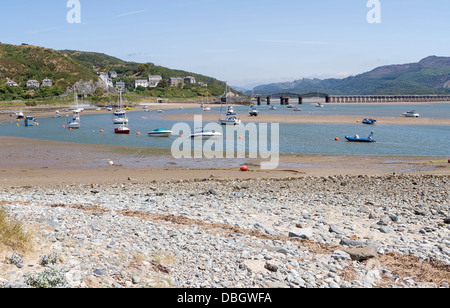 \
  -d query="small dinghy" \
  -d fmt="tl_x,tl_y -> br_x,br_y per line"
345,131 -> 376,143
